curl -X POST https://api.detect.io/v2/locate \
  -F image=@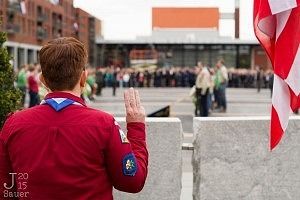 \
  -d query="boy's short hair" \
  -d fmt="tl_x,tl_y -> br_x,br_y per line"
39,37 -> 87,91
